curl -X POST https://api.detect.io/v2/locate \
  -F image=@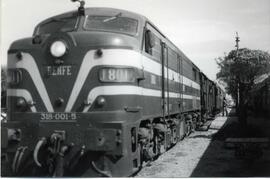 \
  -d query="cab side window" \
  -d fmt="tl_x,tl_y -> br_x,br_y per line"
145,30 -> 153,55
144,24 -> 162,62
193,68 -> 197,81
